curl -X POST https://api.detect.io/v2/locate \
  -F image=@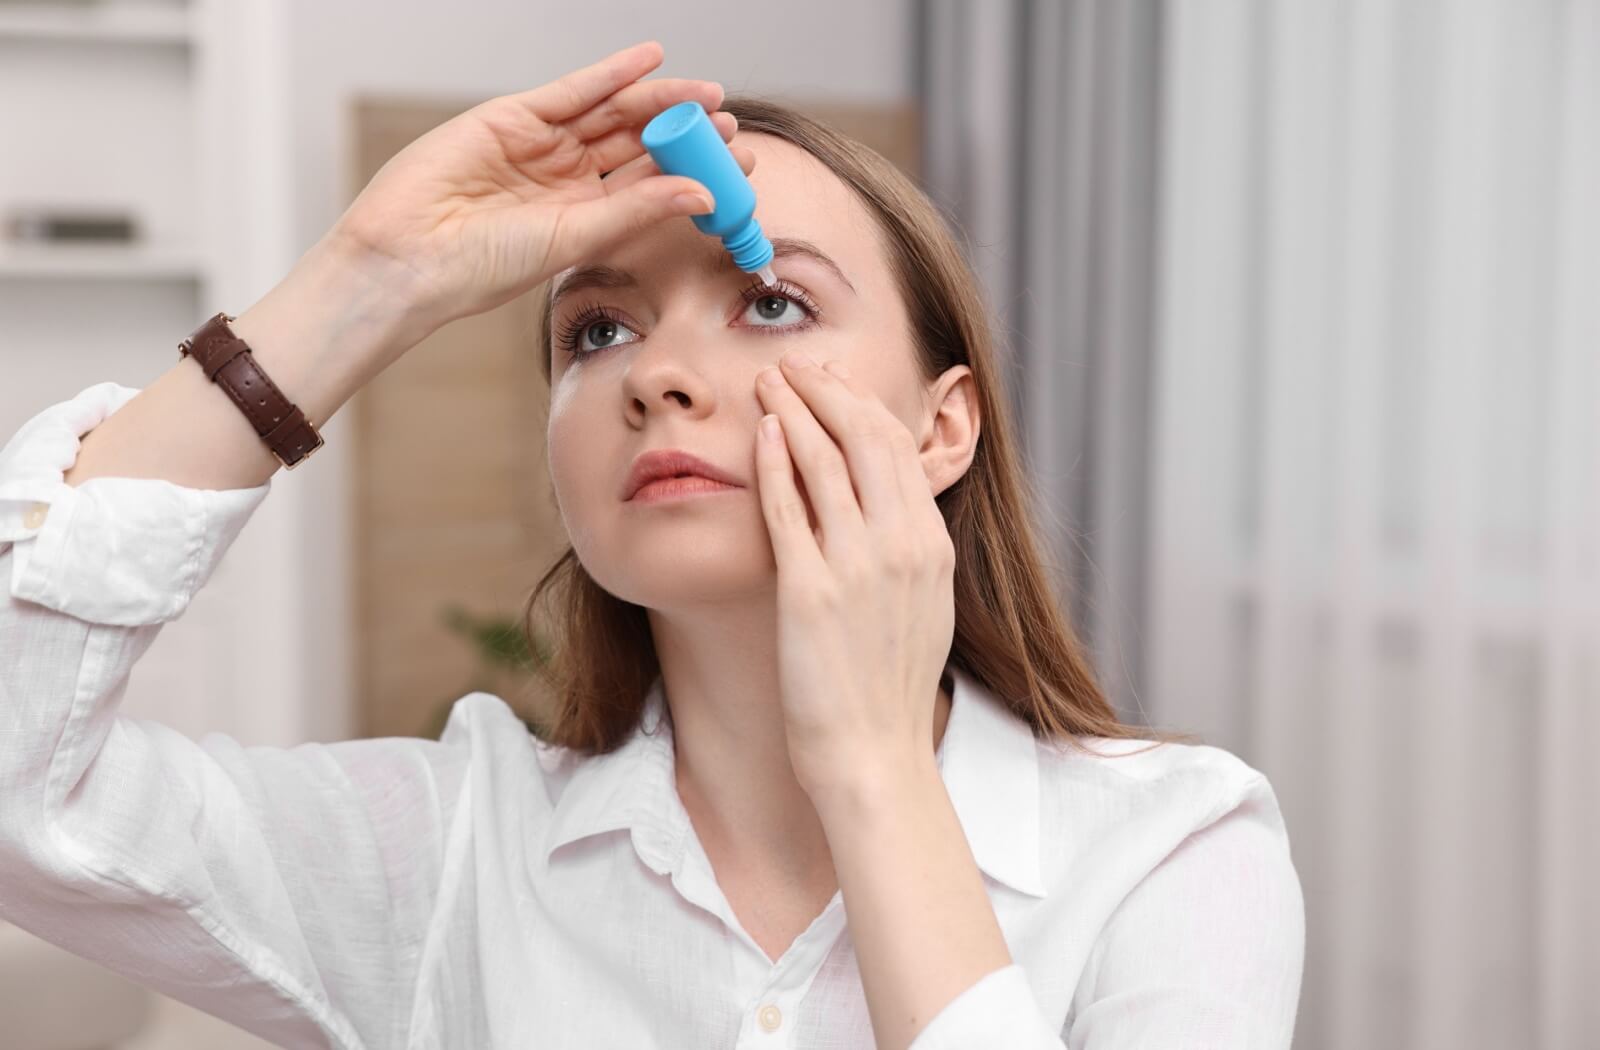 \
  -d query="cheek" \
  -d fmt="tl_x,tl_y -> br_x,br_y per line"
545,398 -> 601,504
832,354 -> 916,427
